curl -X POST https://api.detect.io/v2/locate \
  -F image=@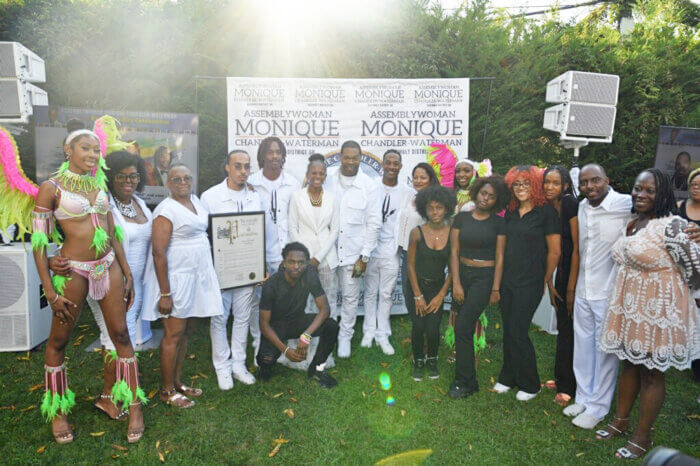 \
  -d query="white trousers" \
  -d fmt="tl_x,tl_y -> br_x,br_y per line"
210,286 -> 258,372
573,296 -> 619,419
362,255 -> 399,339
336,264 -> 362,341
311,263 -> 338,316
